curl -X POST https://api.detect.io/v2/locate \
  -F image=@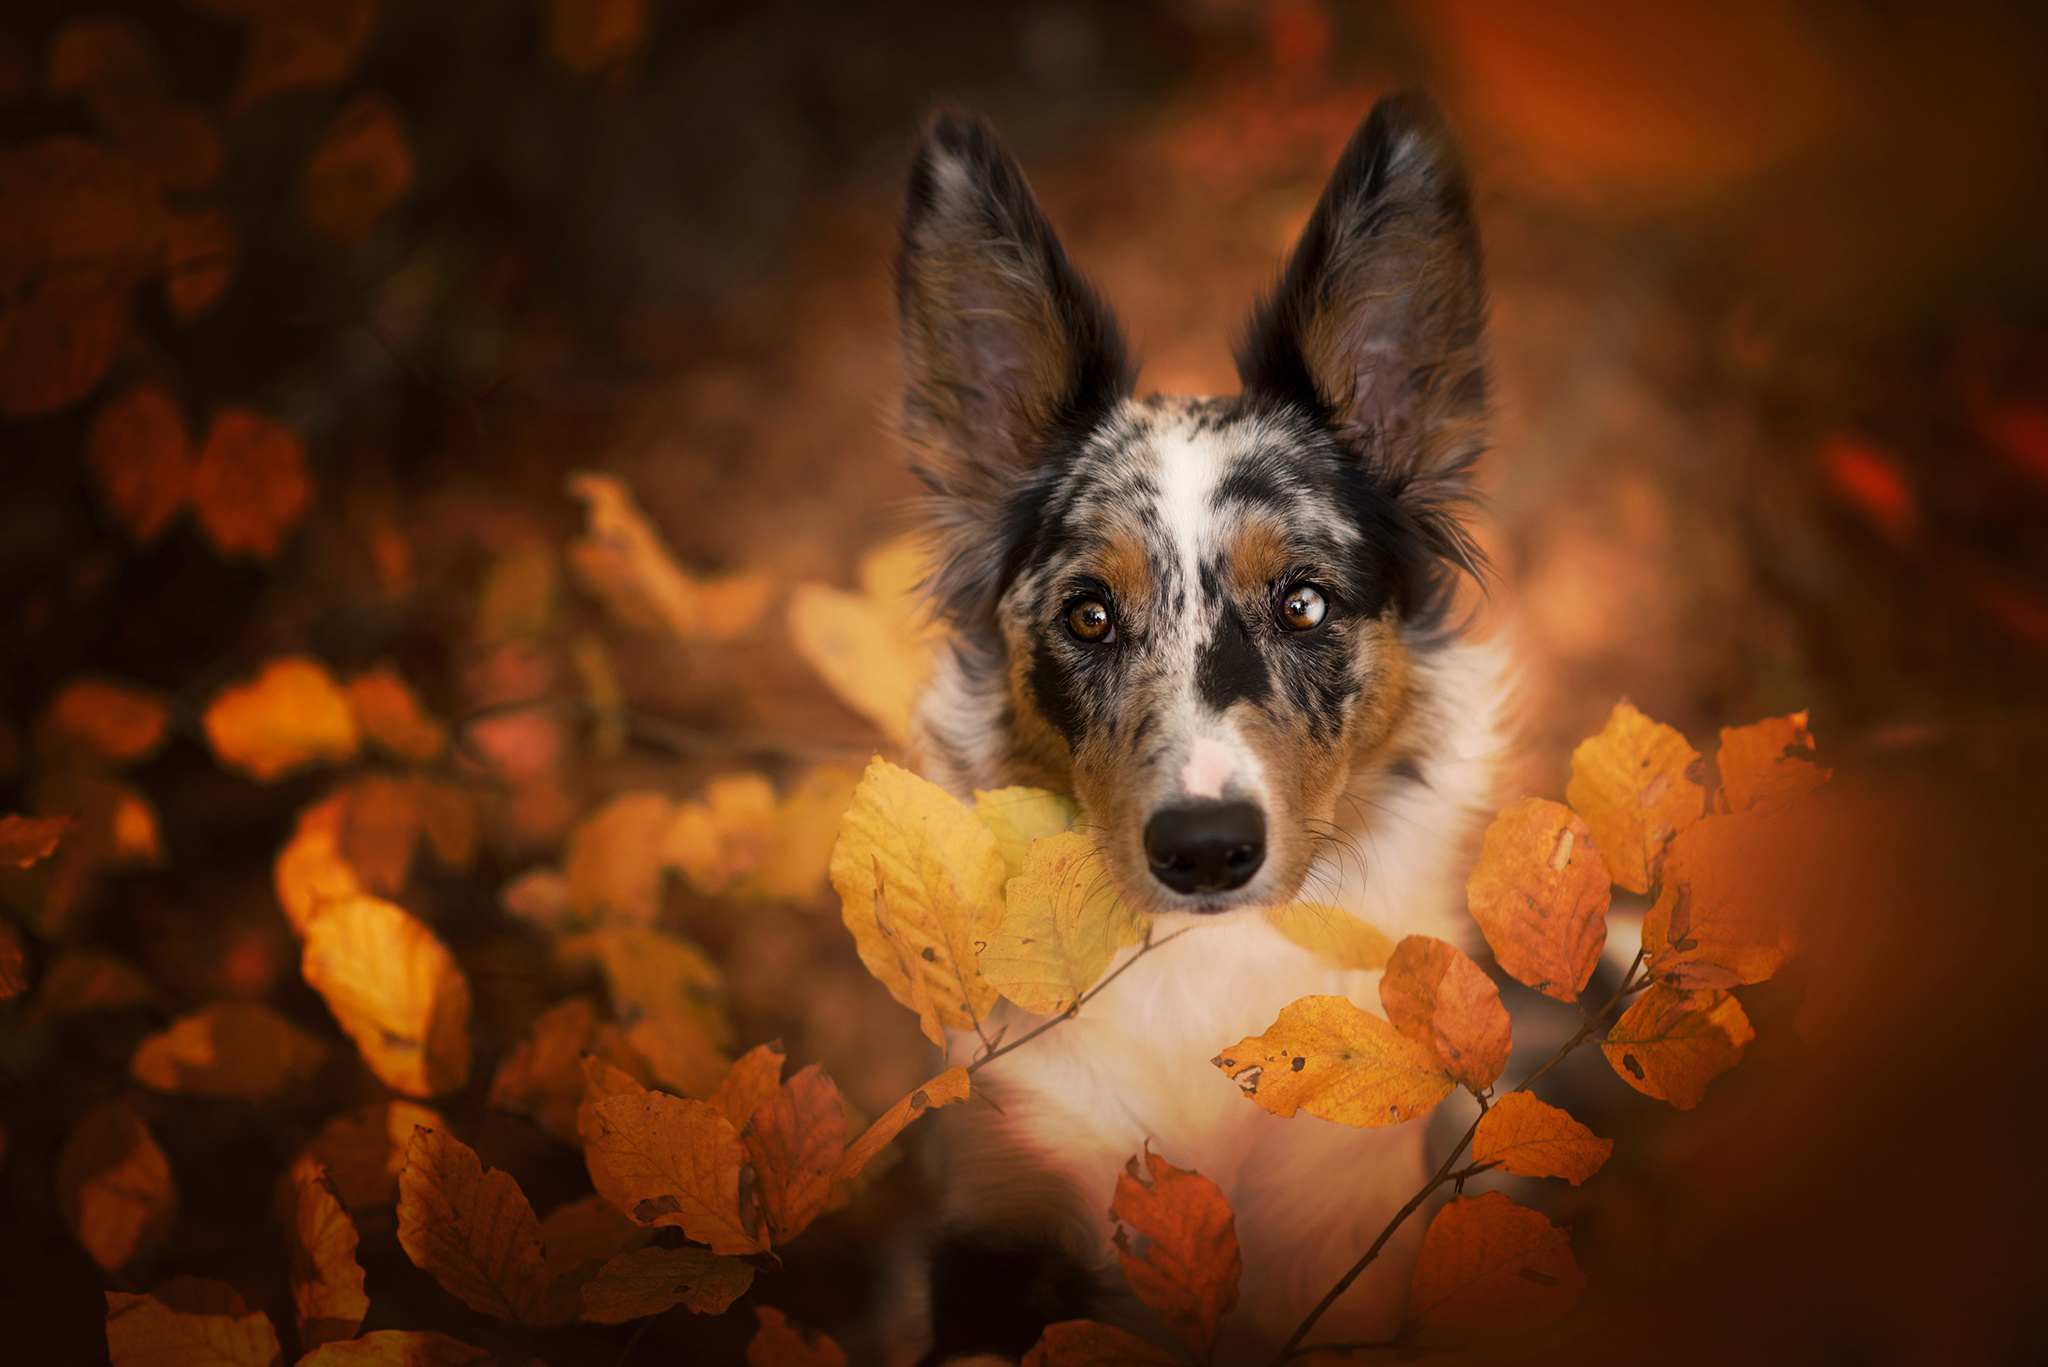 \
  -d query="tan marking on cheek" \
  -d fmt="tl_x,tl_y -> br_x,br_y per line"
1343,615 -> 1413,766
1086,528 -> 1152,611
1225,518 -> 1292,601
1001,626 -> 1074,790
